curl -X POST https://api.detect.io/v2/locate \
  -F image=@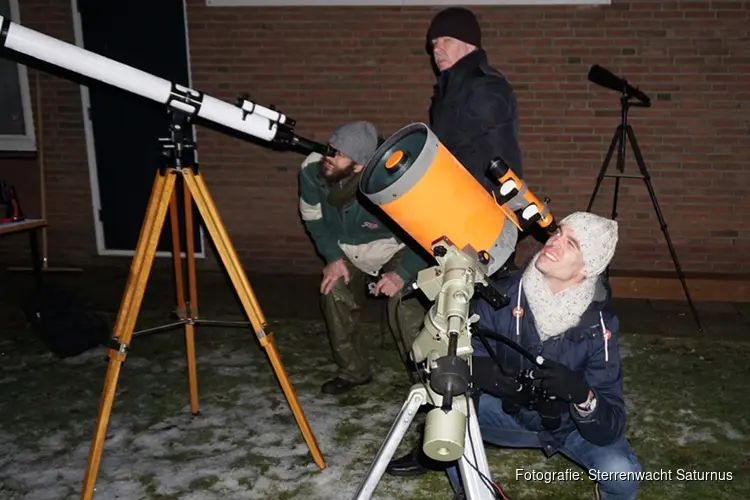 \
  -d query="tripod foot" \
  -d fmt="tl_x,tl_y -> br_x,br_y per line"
260,333 -> 326,470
